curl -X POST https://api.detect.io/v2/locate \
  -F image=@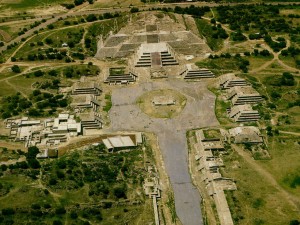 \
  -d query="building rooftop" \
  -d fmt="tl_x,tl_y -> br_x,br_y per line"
152,96 -> 175,106
71,95 -> 93,105
73,81 -> 97,90
229,86 -> 260,97
229,126 -> 263,143
140,43 -> 169,53
103,134 -> 142,150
